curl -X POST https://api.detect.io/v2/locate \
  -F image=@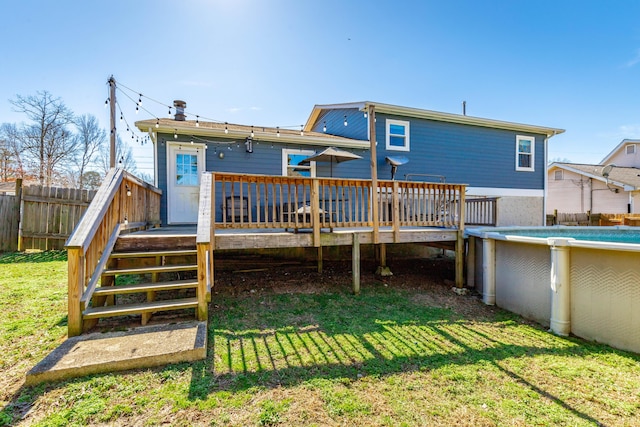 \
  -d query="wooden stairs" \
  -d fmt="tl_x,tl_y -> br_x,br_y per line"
83,242 -> 202,330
